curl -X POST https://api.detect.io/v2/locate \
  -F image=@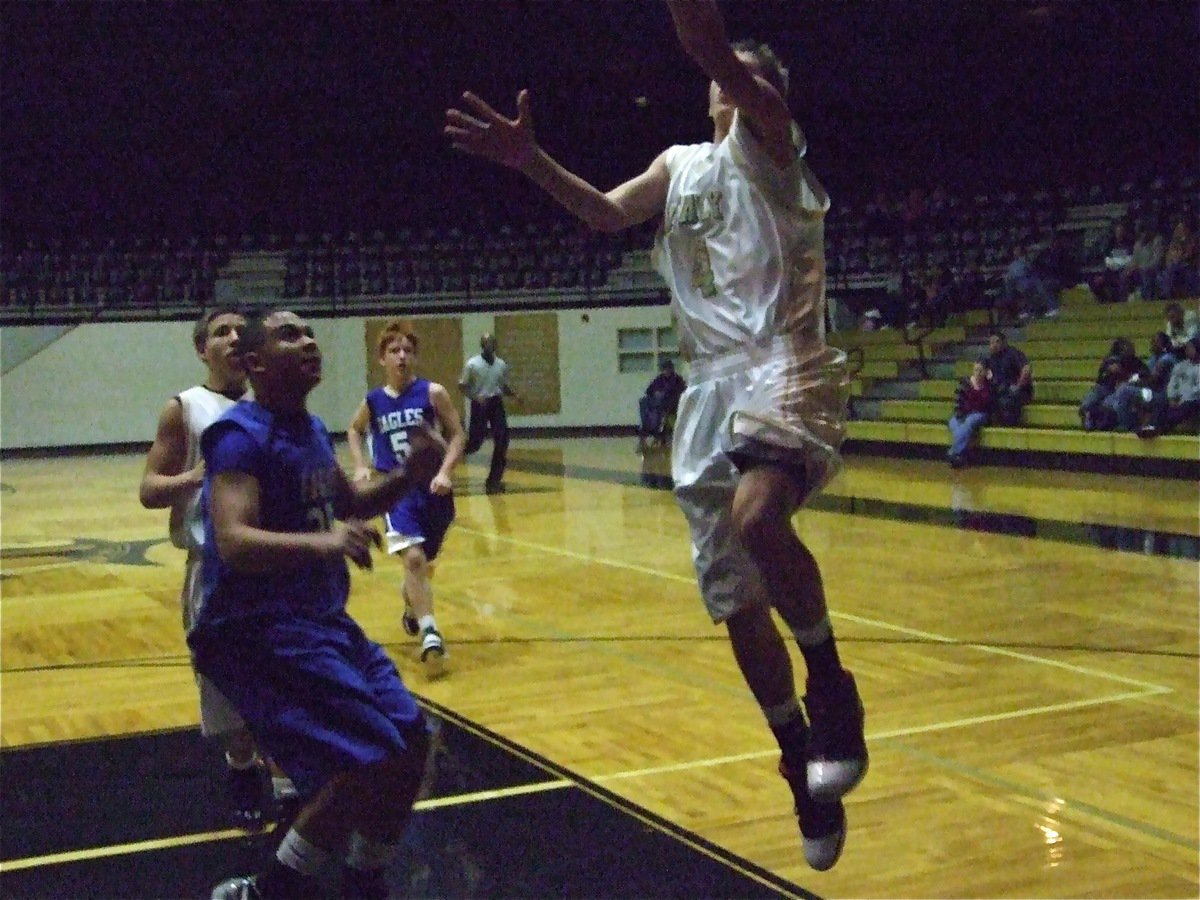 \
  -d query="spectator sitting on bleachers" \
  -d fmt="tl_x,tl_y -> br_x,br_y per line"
1159,212 -> 1198,300
946,359 -> 992,469
1078,337 -> 1149,431
1164,301 -> 1199,350
1041,230 -> 1082,299
999,244 -> 1058,321
1138,337 -> 1200,437
1092,220 -> 1134,303
1125,218 -> 1165,301
1105,332 -> 1177,432
985,331 -> 1033,425
858,308 -> 884,332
